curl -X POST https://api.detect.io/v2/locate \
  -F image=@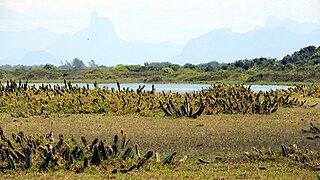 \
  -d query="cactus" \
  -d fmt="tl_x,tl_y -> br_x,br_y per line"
116,80 -> 121,92
114,134 -> 119,144
90,146 -> 101,166
5,149 -> 16,169
25,147 -> 32,169
160,97 -> 205,118
14,150 -> 25,163
90,138 -> 99,151
135,144 -> 141,158
159,100 -> 172,116
98,141 -> 108,160
81,136 -> 88,147
169,100 -> 182,117
163,152 -> 177,164
40,151 -> 53,171
128,164 -> 137,172
155,152 -> 160,162
0,126 -> 182,173
137,151 -> 153,169
121,130 -> 129,150
191,99 -> 205,118
122,147 -> 133,160
198,158 -> 211,164
302,123 -> 320,140
0,80 -> 311,117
